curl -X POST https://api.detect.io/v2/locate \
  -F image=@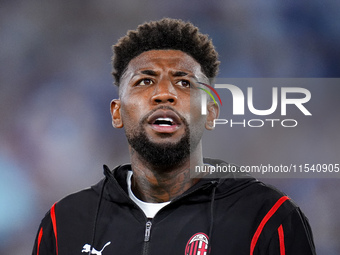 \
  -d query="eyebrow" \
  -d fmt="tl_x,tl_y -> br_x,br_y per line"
172,71 -> 188,77
140,70 -> 158,76
138,70 -> 197,80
